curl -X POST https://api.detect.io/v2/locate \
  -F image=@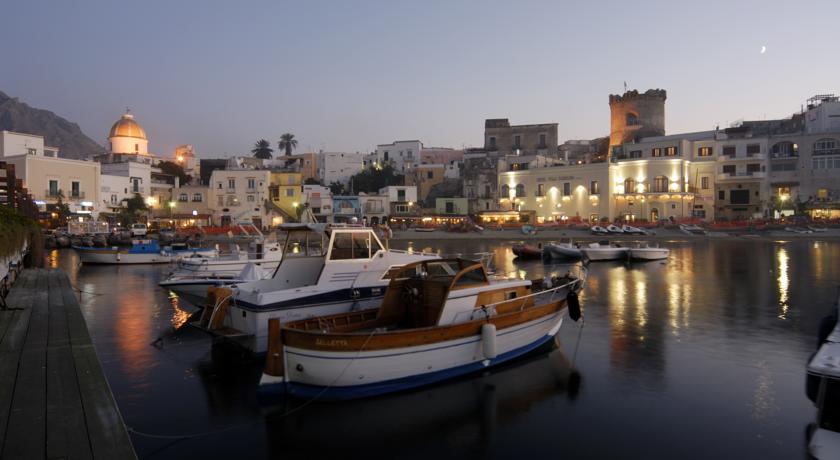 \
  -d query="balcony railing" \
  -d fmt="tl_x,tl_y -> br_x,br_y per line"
718,153 -> 766,161
717,171 -> 766,181
45,190 -> 85,199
